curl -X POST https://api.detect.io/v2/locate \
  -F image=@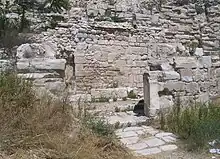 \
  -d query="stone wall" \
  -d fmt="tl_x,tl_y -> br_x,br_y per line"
4,0 -> 220,112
